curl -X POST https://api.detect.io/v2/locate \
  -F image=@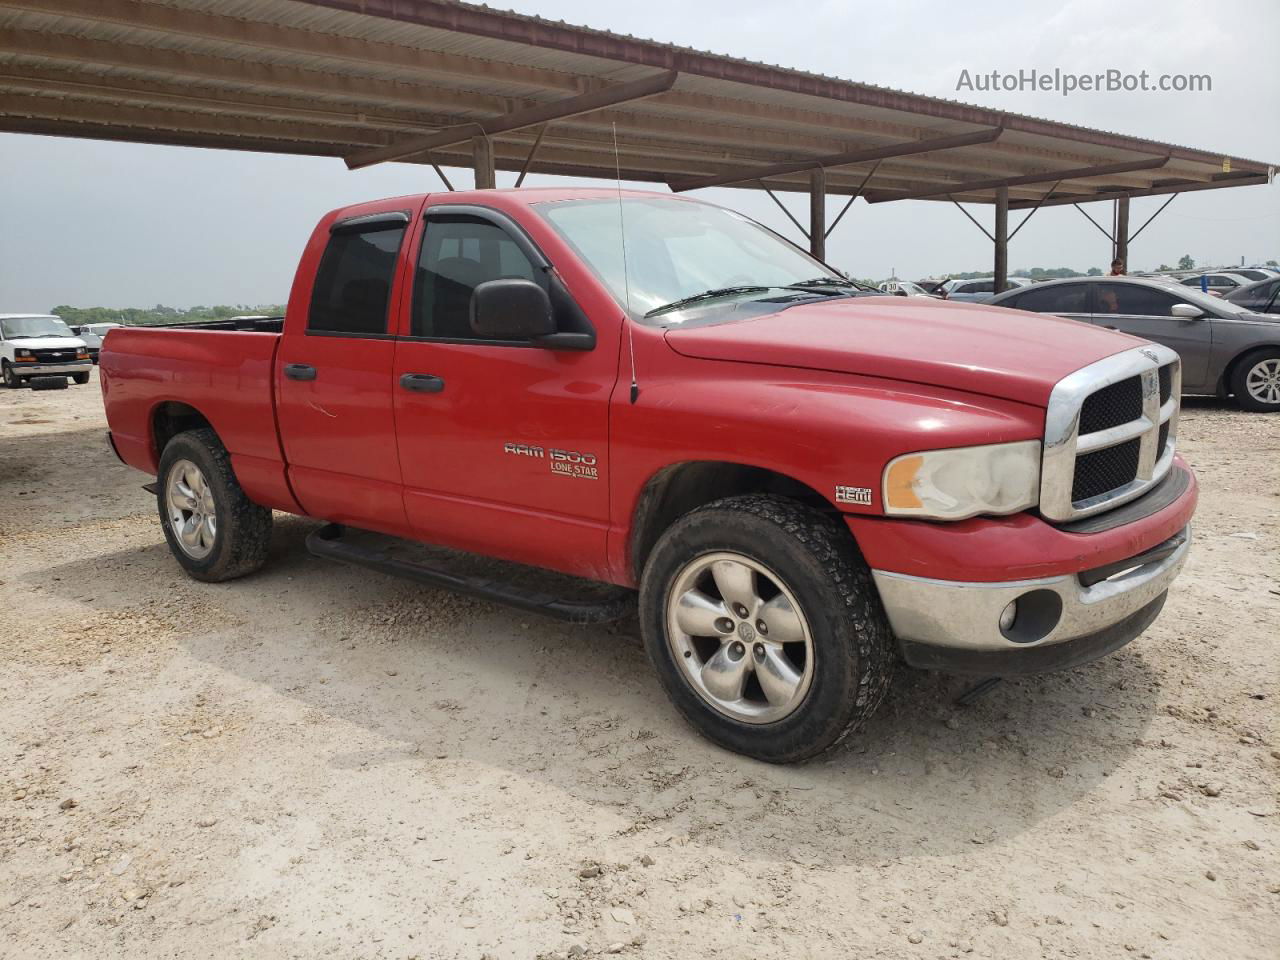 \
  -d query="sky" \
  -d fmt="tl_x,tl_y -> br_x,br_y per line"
1,0 -> 1277,312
